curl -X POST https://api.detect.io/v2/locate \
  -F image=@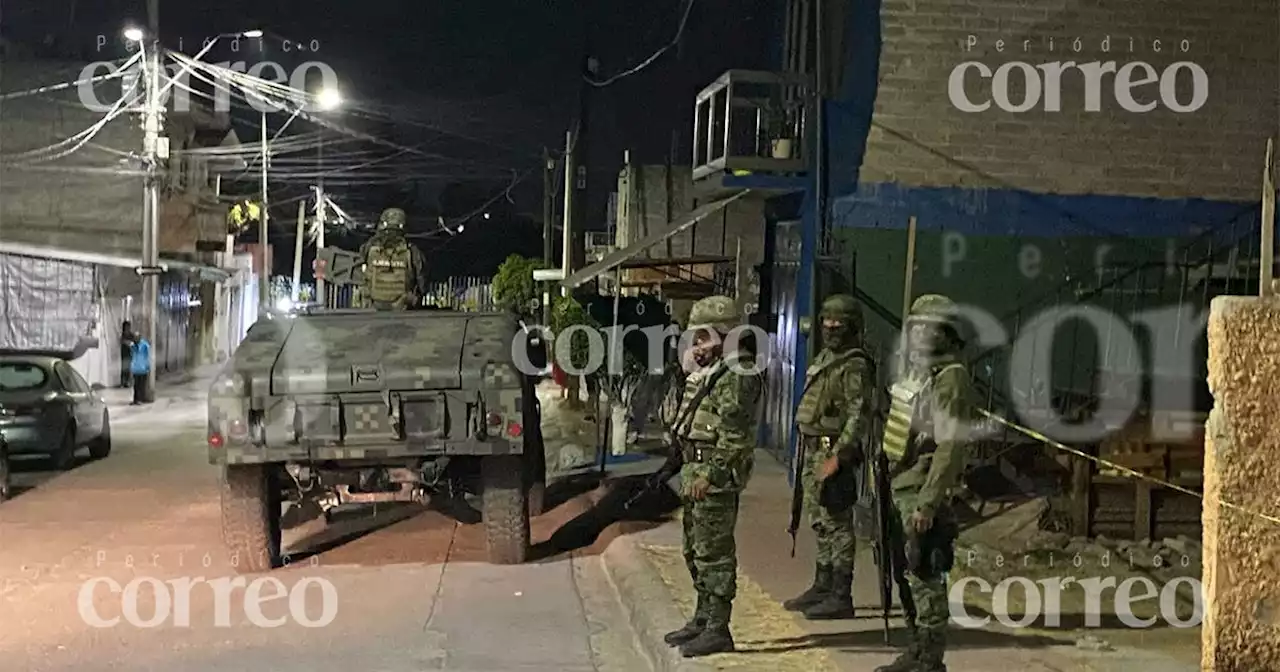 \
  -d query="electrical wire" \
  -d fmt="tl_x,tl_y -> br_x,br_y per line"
0,55 -> 139,101
0,74 -> 141,164
585,0 -> 696,87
